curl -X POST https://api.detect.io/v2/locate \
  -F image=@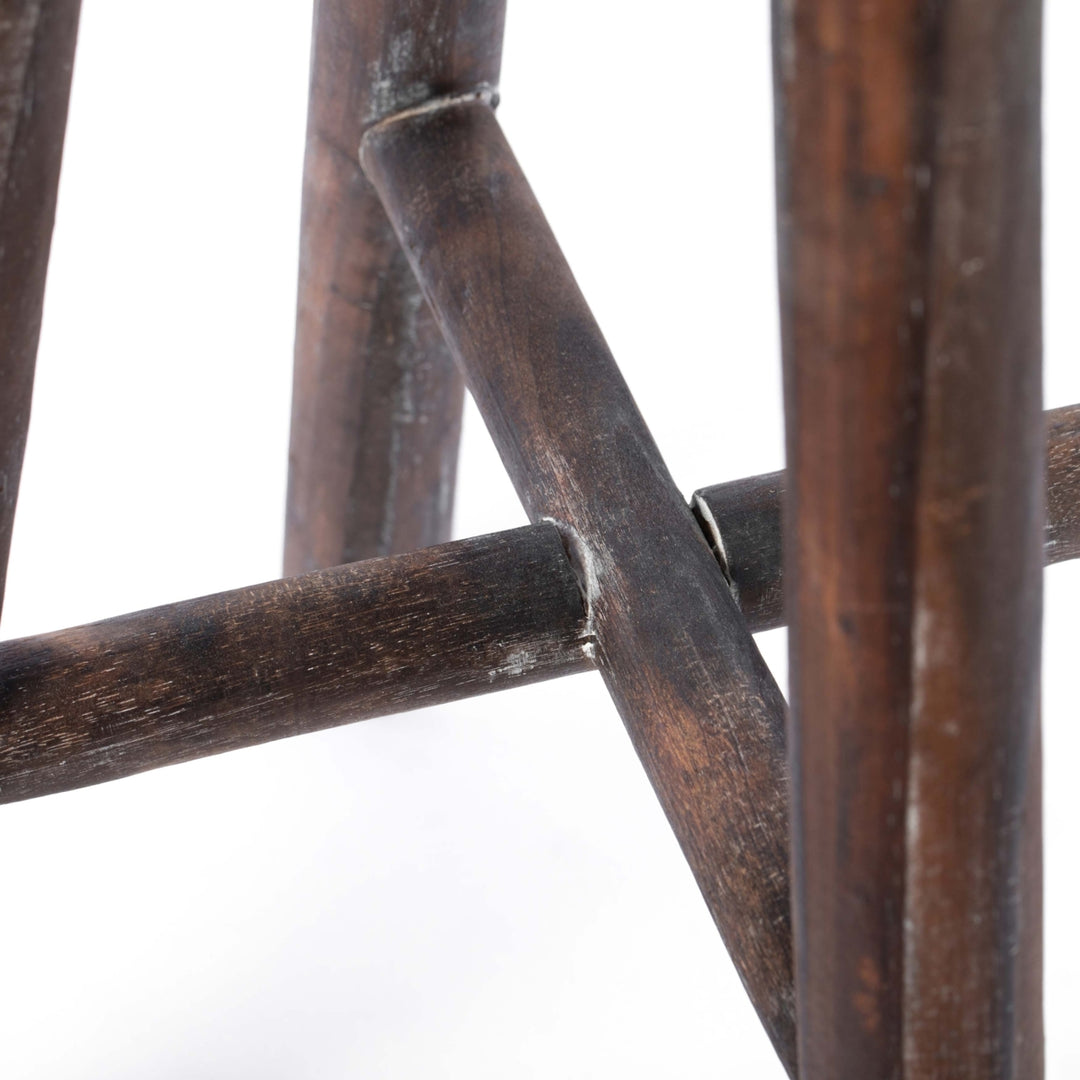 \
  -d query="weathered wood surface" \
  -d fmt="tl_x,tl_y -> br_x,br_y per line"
285,0 -> 506,574
774,0 -> 1044,1075
0,525 -> 591,804
3,412 -> 1076,809
0,0 -> 82,616
694,471 -> 785,633
902,5 -> 1044,1072
1046,402 -> 1080,565
2,406 -> 1077,809
363,101 -> 796,1073
694,403 -> 1080,634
